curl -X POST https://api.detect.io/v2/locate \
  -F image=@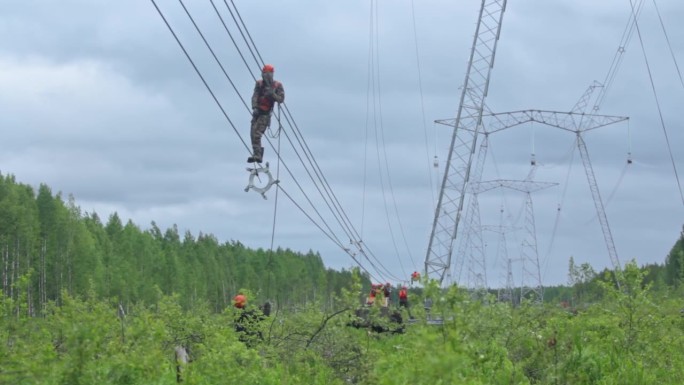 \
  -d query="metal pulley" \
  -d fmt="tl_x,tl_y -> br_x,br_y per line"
245,162 -> 279,199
